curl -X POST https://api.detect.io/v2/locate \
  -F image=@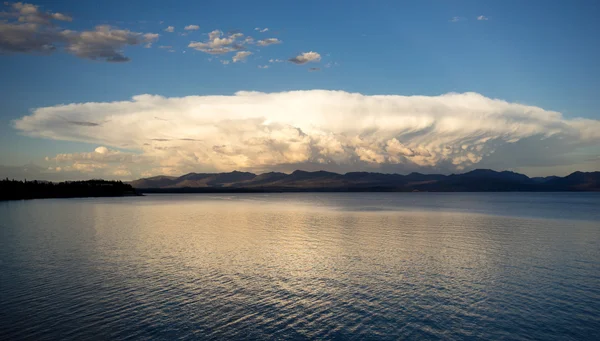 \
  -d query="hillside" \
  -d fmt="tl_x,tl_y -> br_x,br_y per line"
130,170 -> 600,192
